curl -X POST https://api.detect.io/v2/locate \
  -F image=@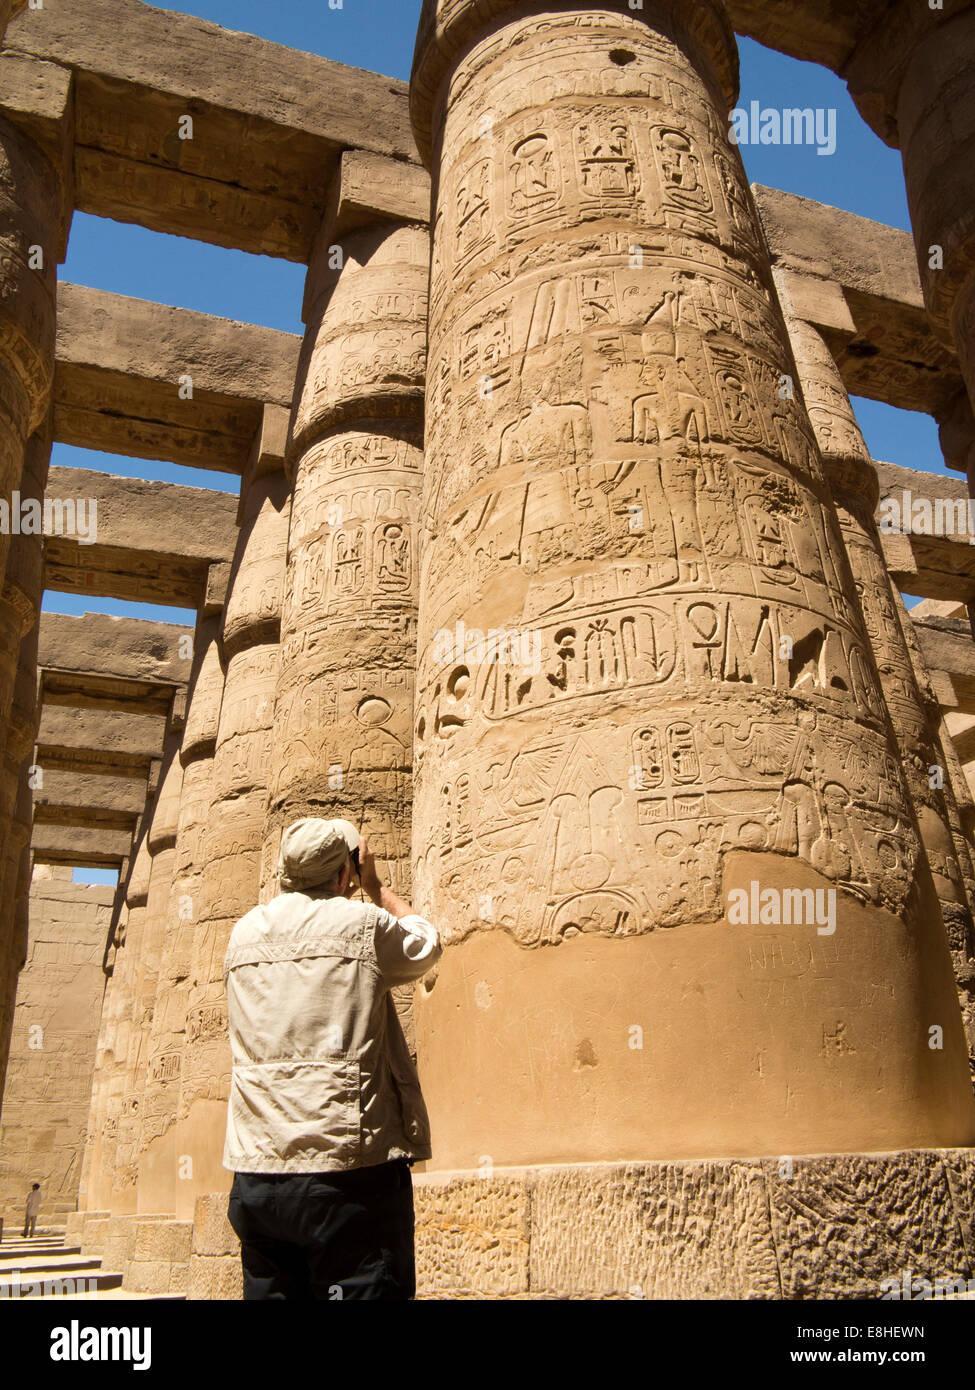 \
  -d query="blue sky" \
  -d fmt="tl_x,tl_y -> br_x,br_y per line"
58,4 -> 945,882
